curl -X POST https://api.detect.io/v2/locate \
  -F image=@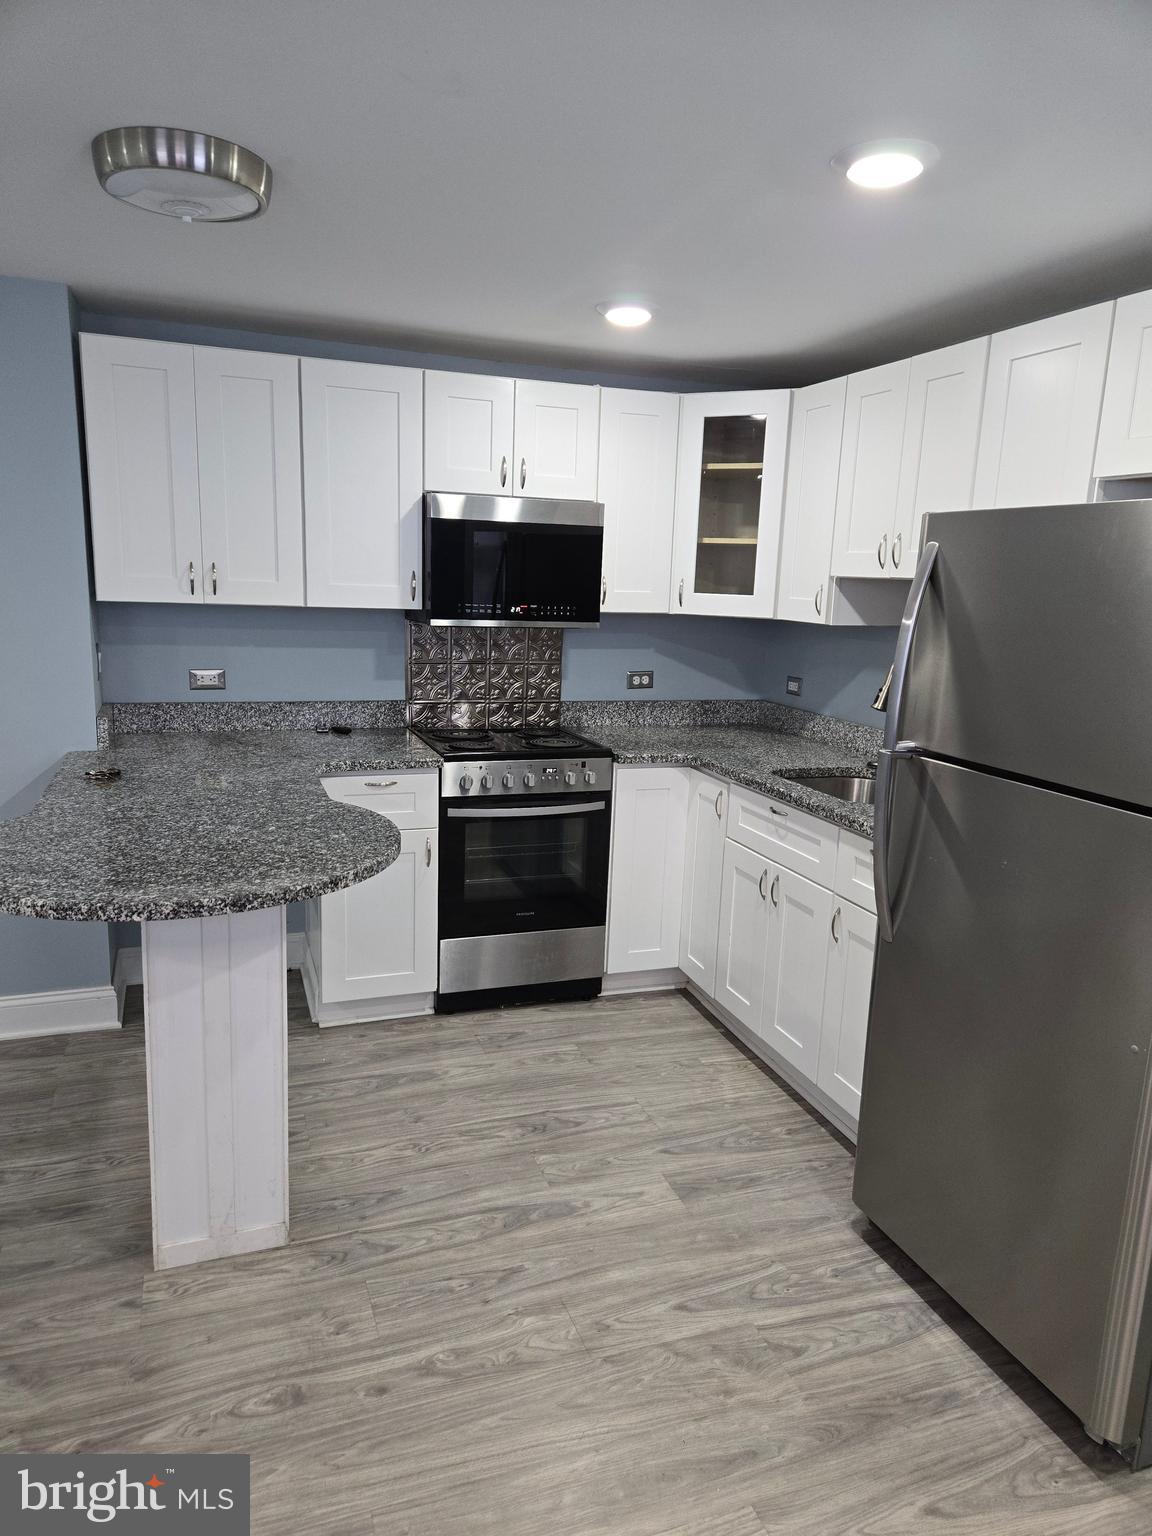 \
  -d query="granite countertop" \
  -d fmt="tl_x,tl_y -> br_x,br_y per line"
0,729 -> 440,923
593,725 -> 878,838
